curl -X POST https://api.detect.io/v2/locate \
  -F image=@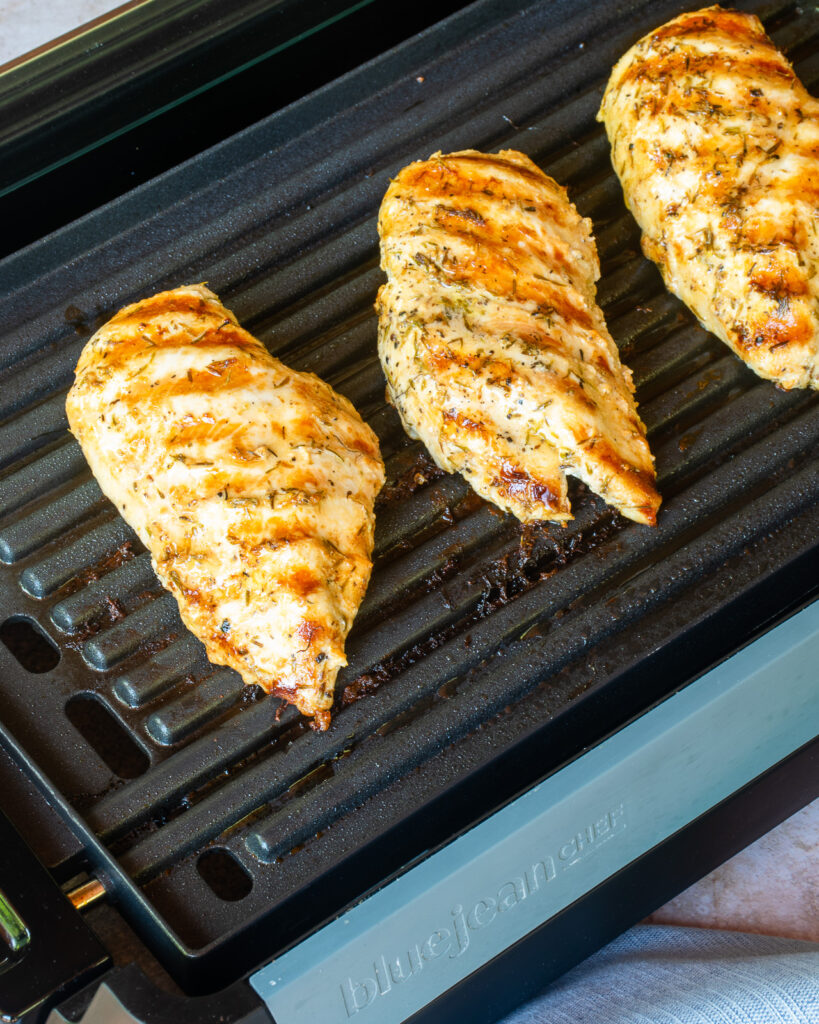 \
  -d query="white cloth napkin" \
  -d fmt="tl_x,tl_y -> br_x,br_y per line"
502,925 -> 819,1023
